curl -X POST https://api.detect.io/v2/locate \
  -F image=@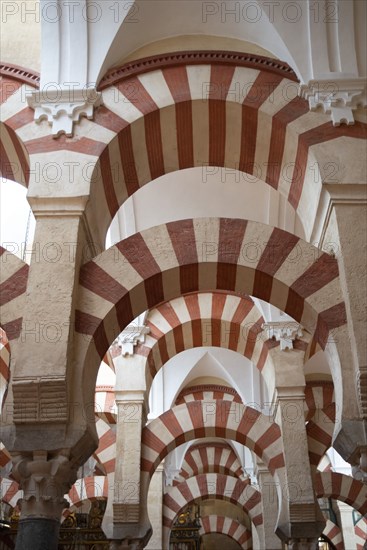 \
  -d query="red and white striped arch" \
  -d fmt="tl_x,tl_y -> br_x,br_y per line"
141,400 -> 284,478
0,66 -> 37,186
76,218 -> 347,409
0,328 -> 10,408
175,385 -> 242,406
322,519 -> 344,550
199,515 -> 252,549
317,453 -> 333,474
0,476 -> 21,508
163,473 -> 262,530
304,381 -> 334,421
303,381 -> 336,471
0,442 -> 11,471
0,247 -> 29,342
14,54 -> 366,242
315,472 -> 367,516
355,516 -> 367,550
95,417 -> 116,475
133,292 -> 278,390
66,475 -> 109,509
174,441 -> 246,485
40,59 -> 367,225
95,385 -> 117,425
307,403 -> 336,470
93,53 -> 367,237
